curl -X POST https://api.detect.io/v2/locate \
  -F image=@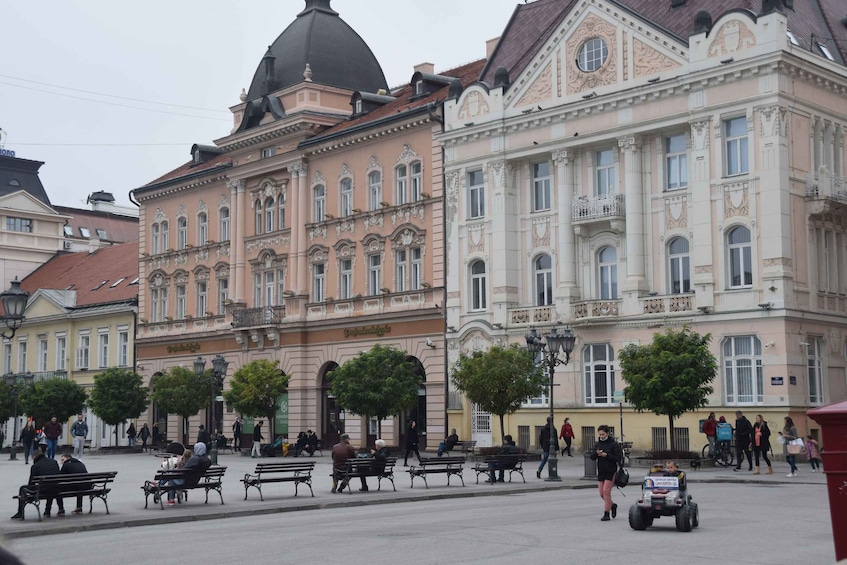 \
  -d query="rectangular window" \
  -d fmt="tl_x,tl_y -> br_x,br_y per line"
314,187 -> 326,223
583,343 -> 616,405
3,342 -> 11,374
176,286 -> 186,319
368,255 -> 382,295
198,215 -> 208,245
276,270 -> 285,306
368,173 -> 382,211
595,149 -> 616,196
411,247 -> 422,290
261,147 -> 276,159
254,274 -> 262,307
96,229 -> 107,239
468,170 -> 485,219
55,335 -> 66,371
76,333 -> 90,370
313,264 -> 325,302
161,223 -> 169,251
17,340 -> 27,373
808,338 -> 824,405
411,163 -> 423,201
264,272 -> 275,307
723,336 -> 763,405
532,162 -> 551,212
340,179 -> 352,217
724,117 -> 749,176
220,209 -> 230,241
177,219 -> 187,250
339,259 -> 353,300
396,249 -> 408,293
197,282 -> 208,317
37,337 -> 48,372
98,332 -> 109,368
118,331 -> 129,367
217,278 -> 229,315
6,217 -> 33,233
666,134 -> 688,190
278,193 -> 286,230
396,165 -> 408,206
151,224 -> 160,254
